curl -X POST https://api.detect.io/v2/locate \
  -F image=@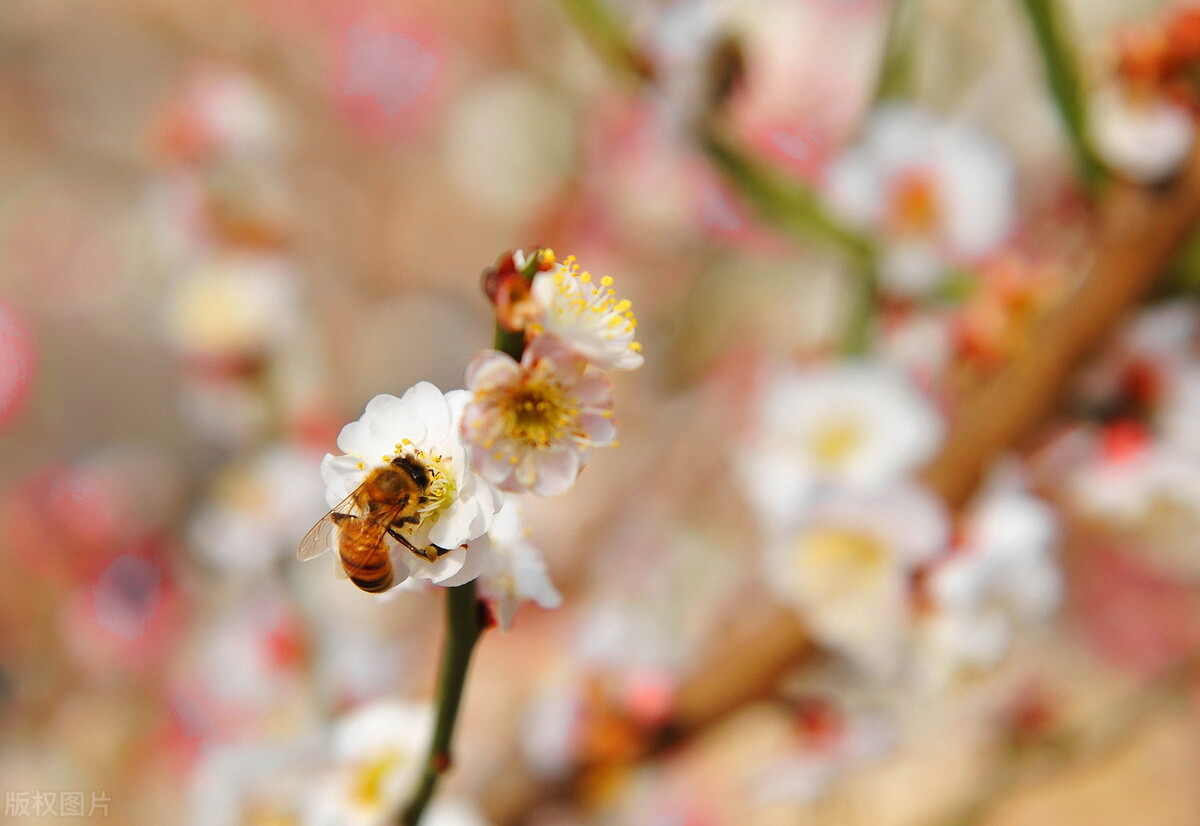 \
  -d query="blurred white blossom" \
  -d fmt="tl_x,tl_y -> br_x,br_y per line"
476,497 -> 562,630
165,253 -> 303,363
1091,85 -> 1194,183
189,443 -> 327,576
305,701 -> 432,826
743,362 -> 943,524
919,470 -> 1061,688
765,485 -> 949,676
826,104 -> 1015,295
